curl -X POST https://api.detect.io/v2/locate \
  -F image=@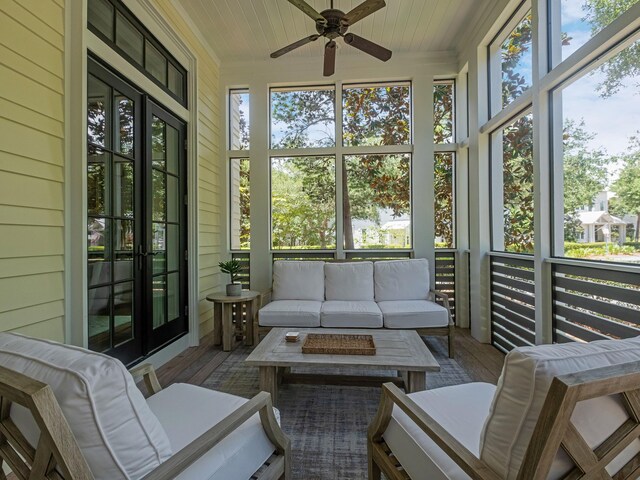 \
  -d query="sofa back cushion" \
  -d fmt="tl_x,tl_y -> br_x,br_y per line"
0,333 -> 173,480
325,262 -> 374,301
480,336 -> 640,479
374,259 -> 430,302
272,260 -> 325,301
